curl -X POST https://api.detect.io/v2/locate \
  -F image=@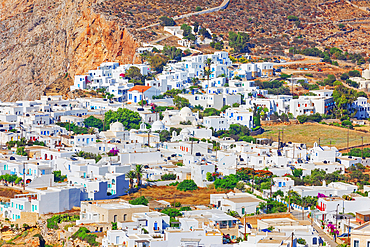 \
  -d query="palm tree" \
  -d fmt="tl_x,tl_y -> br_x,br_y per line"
204,69 -> 213,81
204,58 -> 212,68
135,165 -> 143,187
127,170 -> 136,189
203,58 -> 212,80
